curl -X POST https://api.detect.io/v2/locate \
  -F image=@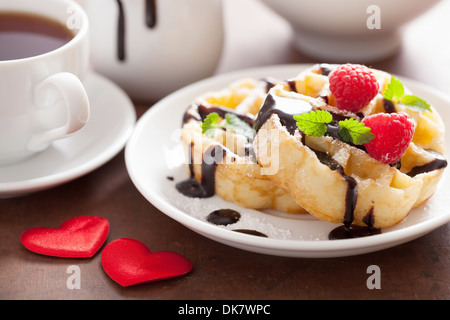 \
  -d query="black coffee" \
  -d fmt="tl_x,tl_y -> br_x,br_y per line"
0,12 -> 74,61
